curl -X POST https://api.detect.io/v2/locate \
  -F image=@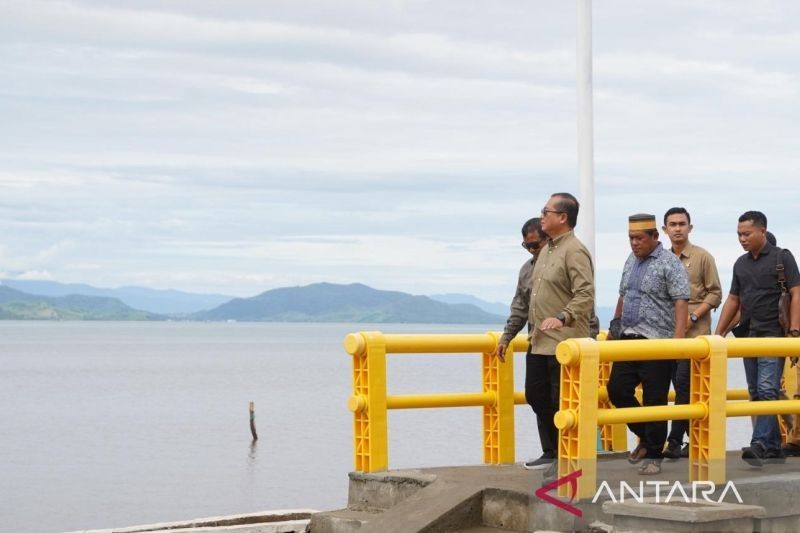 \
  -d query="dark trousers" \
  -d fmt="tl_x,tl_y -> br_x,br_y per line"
607,344 -> 673,459
526,351 -> 560,455
667,359 -> 690,444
